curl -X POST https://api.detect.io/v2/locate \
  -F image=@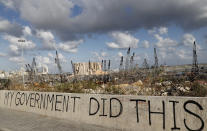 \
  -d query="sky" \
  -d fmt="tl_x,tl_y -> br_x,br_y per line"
0,0 -> 207,73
